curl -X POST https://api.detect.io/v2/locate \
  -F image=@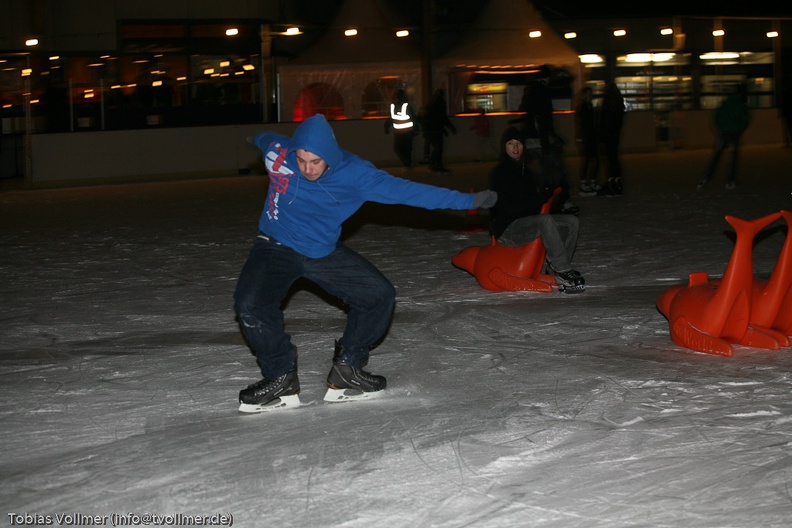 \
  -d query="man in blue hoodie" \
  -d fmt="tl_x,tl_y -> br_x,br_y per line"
236,114 -> 497,412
